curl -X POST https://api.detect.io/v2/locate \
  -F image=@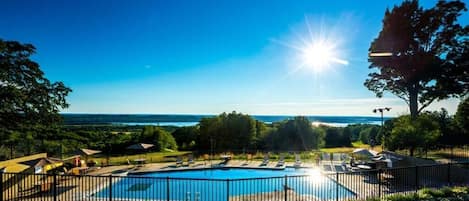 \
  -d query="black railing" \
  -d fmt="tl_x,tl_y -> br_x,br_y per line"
1,162 -> 469,201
